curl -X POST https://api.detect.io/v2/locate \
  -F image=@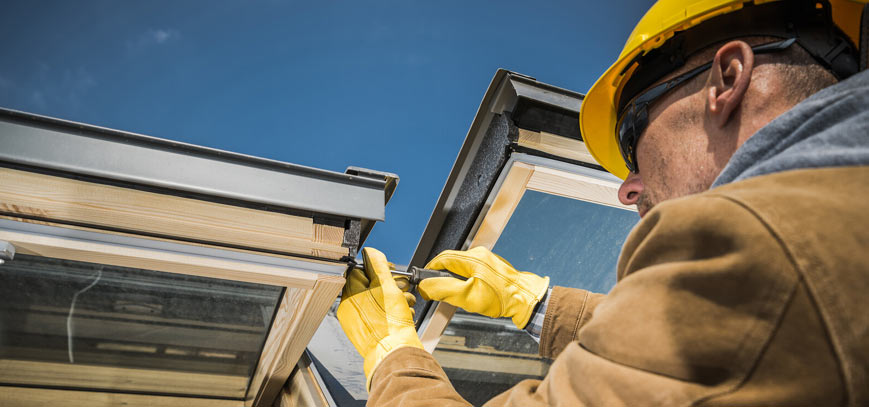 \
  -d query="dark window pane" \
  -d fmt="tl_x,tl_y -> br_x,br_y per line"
0,253 -> 283,399
436,190 -> 637,405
